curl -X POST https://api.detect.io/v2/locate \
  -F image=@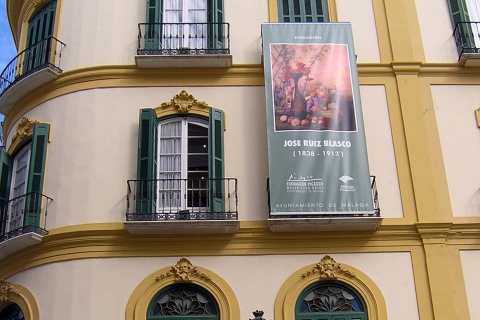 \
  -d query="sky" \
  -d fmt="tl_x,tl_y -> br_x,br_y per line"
0,0 -> 16,129
0,0 -> 15,72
